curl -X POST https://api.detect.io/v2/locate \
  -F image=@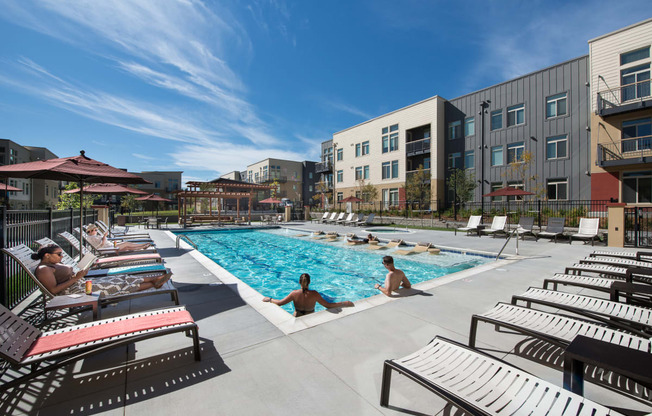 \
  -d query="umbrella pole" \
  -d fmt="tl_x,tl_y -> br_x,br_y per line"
79,180 -> 84,261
